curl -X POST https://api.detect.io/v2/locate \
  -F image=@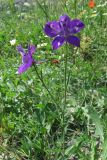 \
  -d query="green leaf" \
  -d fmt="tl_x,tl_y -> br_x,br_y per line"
88,107 -> 104,142
57,136 -> 84,160
101,137 -> 107,160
